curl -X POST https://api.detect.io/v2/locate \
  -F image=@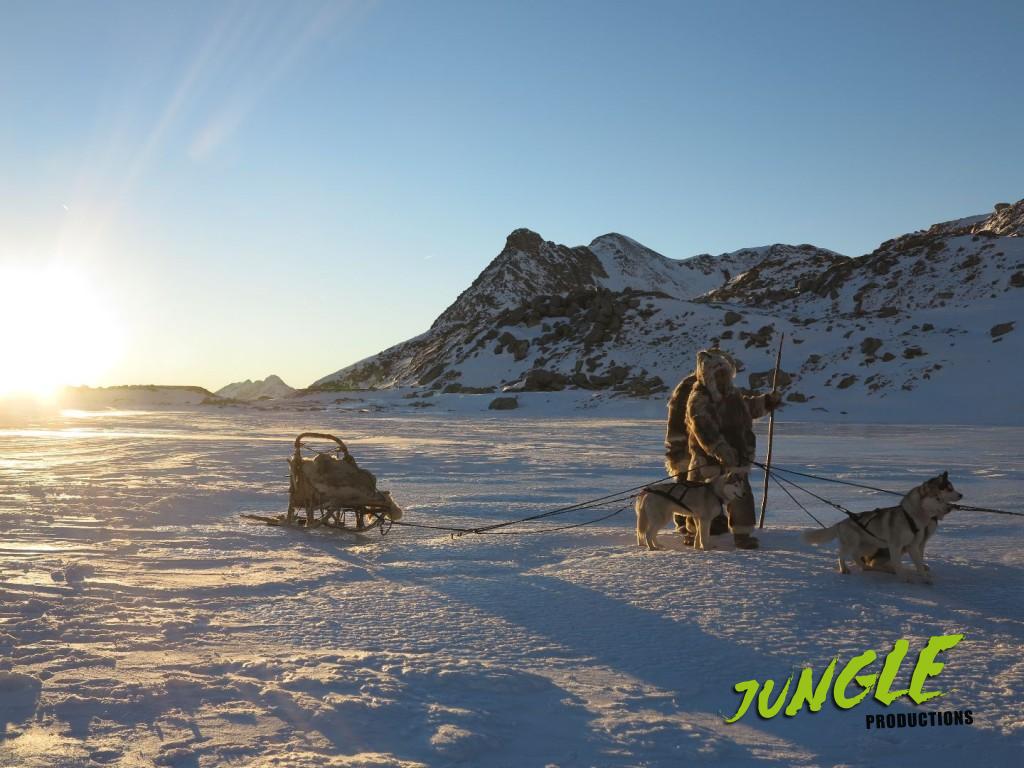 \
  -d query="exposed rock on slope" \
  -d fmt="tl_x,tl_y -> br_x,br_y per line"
215,375 -> 295,401
313,199 -> 1024,423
